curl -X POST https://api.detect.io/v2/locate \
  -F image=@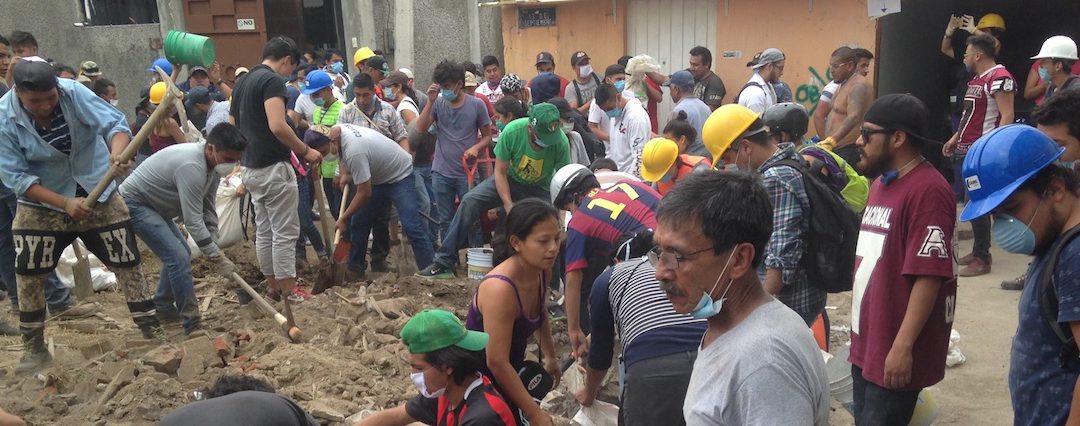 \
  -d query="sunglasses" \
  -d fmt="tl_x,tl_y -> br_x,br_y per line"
859,128 -> 894,141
